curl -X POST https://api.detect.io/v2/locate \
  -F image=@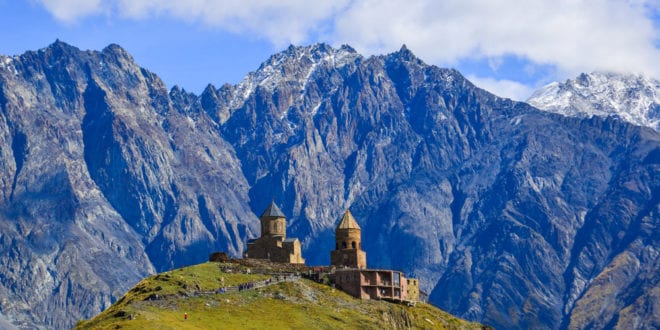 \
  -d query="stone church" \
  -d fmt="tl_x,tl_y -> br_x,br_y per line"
245,201 -> 305,264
